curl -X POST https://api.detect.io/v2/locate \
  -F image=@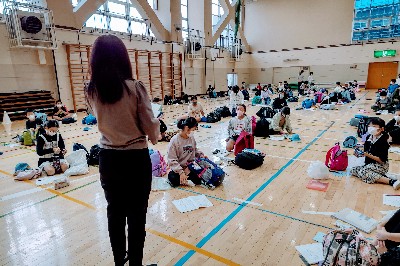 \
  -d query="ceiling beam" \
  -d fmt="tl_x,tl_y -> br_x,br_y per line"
73,0 -> 107,28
